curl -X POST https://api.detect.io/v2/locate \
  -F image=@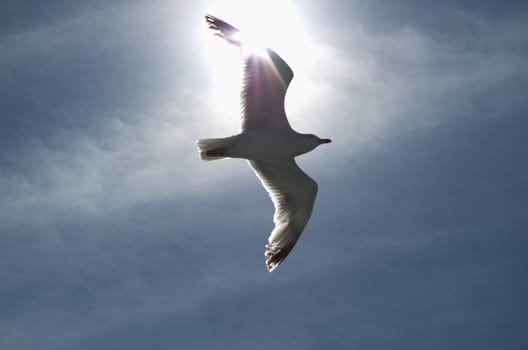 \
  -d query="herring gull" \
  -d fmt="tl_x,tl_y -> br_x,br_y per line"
197,14 -> 332,272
